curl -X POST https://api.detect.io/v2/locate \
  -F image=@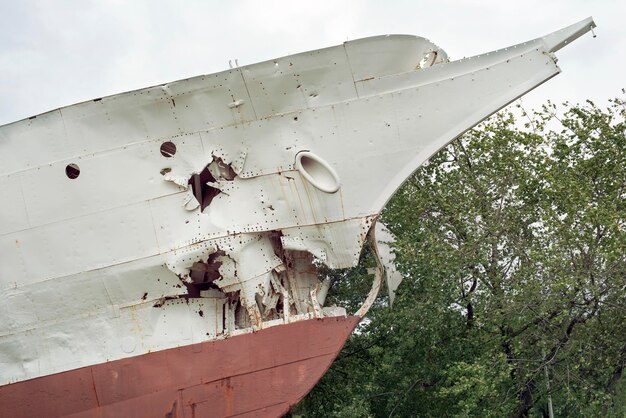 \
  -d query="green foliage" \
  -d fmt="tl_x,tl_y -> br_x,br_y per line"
295,97 -> 626,417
